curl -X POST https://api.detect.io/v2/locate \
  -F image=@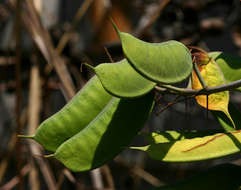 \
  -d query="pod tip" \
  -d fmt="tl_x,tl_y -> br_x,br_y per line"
44,154 -> 54,158
109,17 -> 120,36
82,62 -> 94,70
17,134 -> 34,139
